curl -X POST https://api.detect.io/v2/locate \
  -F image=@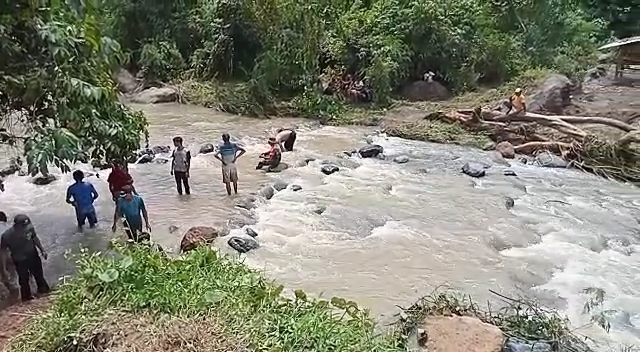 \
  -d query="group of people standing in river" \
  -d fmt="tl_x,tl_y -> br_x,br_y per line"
0,127 -> 297,303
